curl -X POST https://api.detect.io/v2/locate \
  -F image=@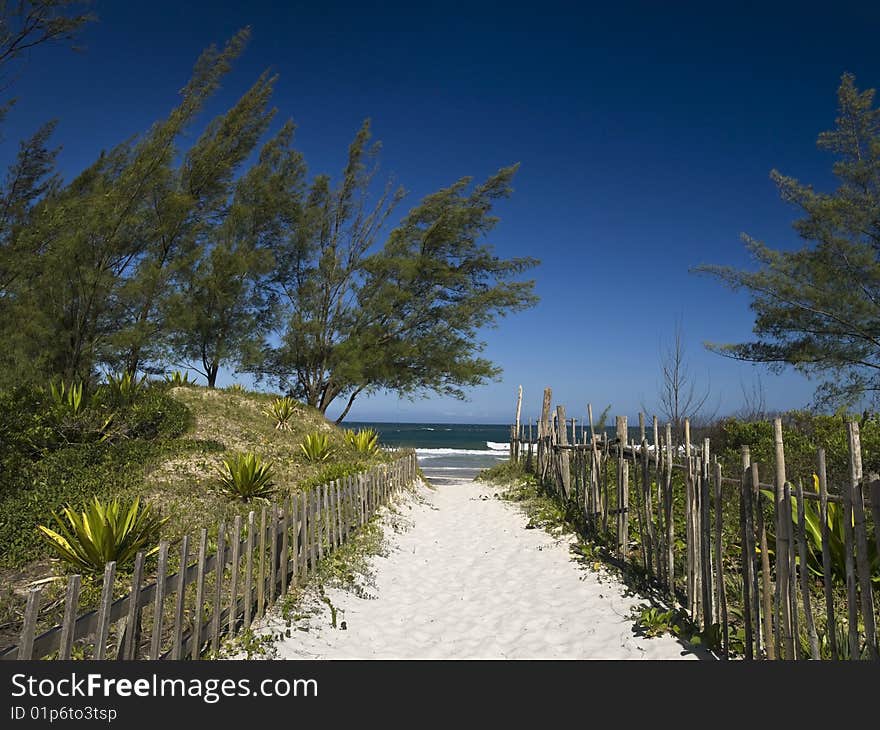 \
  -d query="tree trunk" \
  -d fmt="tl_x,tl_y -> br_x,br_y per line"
205,360 -> 219,388
334,386 -> 365,424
